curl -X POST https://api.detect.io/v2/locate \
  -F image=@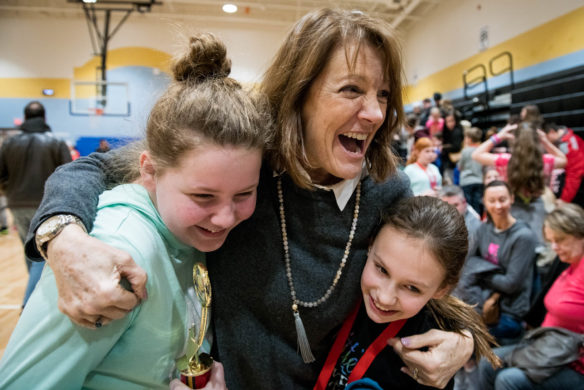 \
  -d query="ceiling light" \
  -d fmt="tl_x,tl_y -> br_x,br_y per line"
222,4 -> 237,13
83,0 -> 97,3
